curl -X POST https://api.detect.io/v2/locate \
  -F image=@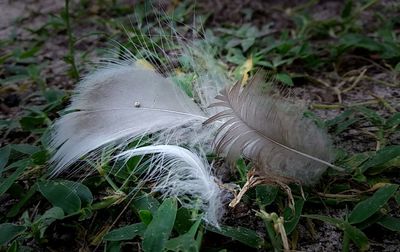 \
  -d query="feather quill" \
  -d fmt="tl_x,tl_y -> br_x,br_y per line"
205,73 -> 336,185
